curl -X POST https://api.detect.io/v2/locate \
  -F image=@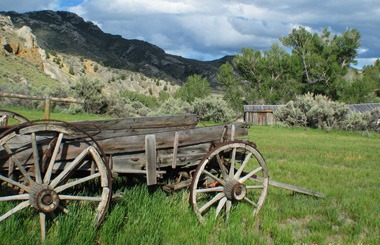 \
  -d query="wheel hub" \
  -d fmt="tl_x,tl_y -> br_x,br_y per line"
29,184 -> 60,213
224,179 -> 247,201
